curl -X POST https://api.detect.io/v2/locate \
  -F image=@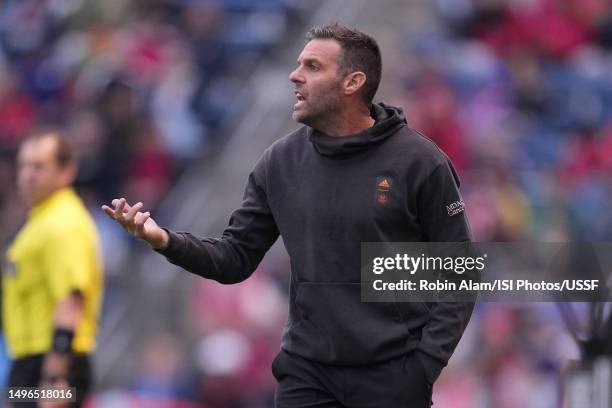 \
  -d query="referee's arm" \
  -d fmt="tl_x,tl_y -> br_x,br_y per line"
40,290 -> 84,386
39,226 -> 92,387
